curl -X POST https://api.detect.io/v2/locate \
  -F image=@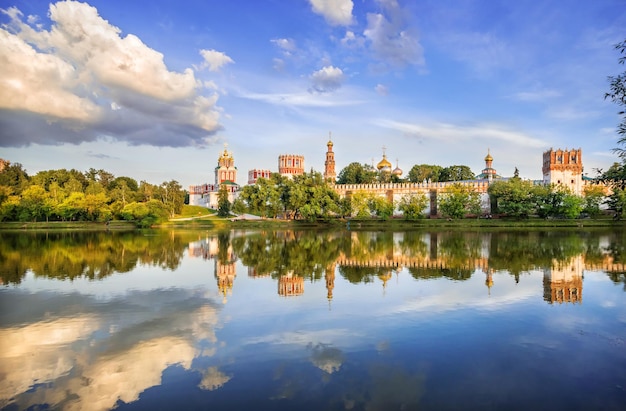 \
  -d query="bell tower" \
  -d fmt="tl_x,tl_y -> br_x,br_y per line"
324,133 -> 336,183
